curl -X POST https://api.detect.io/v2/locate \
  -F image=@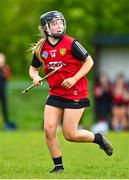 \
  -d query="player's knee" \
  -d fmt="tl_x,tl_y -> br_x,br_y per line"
63,130 -> 75,141
44,125 -> 56,140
